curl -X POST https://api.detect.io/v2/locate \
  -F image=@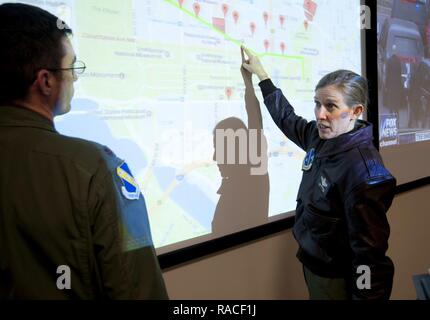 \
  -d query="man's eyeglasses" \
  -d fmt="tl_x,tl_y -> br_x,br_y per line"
47,60 -> 86,77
